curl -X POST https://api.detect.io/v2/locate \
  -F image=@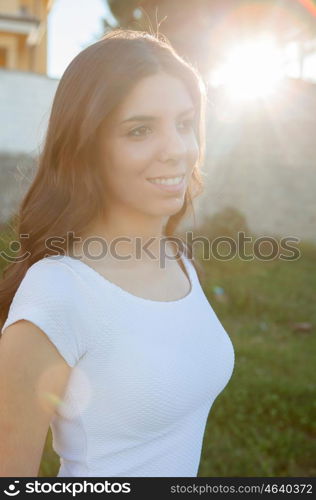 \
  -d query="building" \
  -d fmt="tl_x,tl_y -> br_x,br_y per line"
0,0 -> 53,74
